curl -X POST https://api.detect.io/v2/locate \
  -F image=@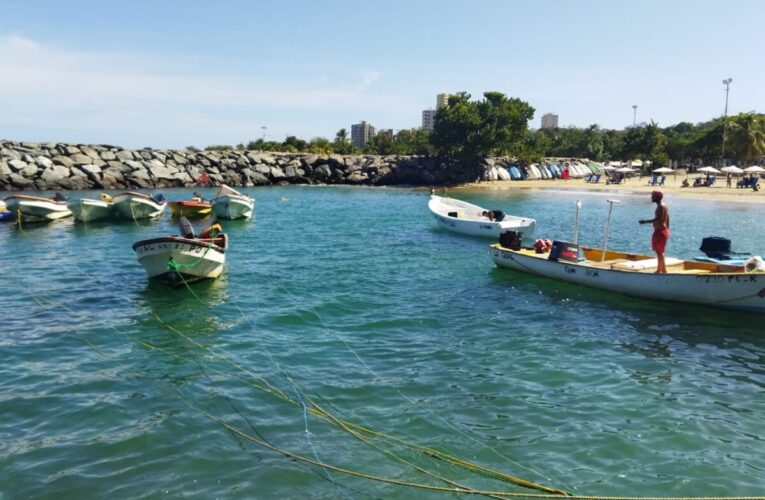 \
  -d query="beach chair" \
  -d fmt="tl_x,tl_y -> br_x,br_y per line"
592,174 -> 601,184
658,176 -> 666,186
647,175 -> 658,186
752,178 -> 760,190
708,176 -> 716,187
693,177 -> 704,187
